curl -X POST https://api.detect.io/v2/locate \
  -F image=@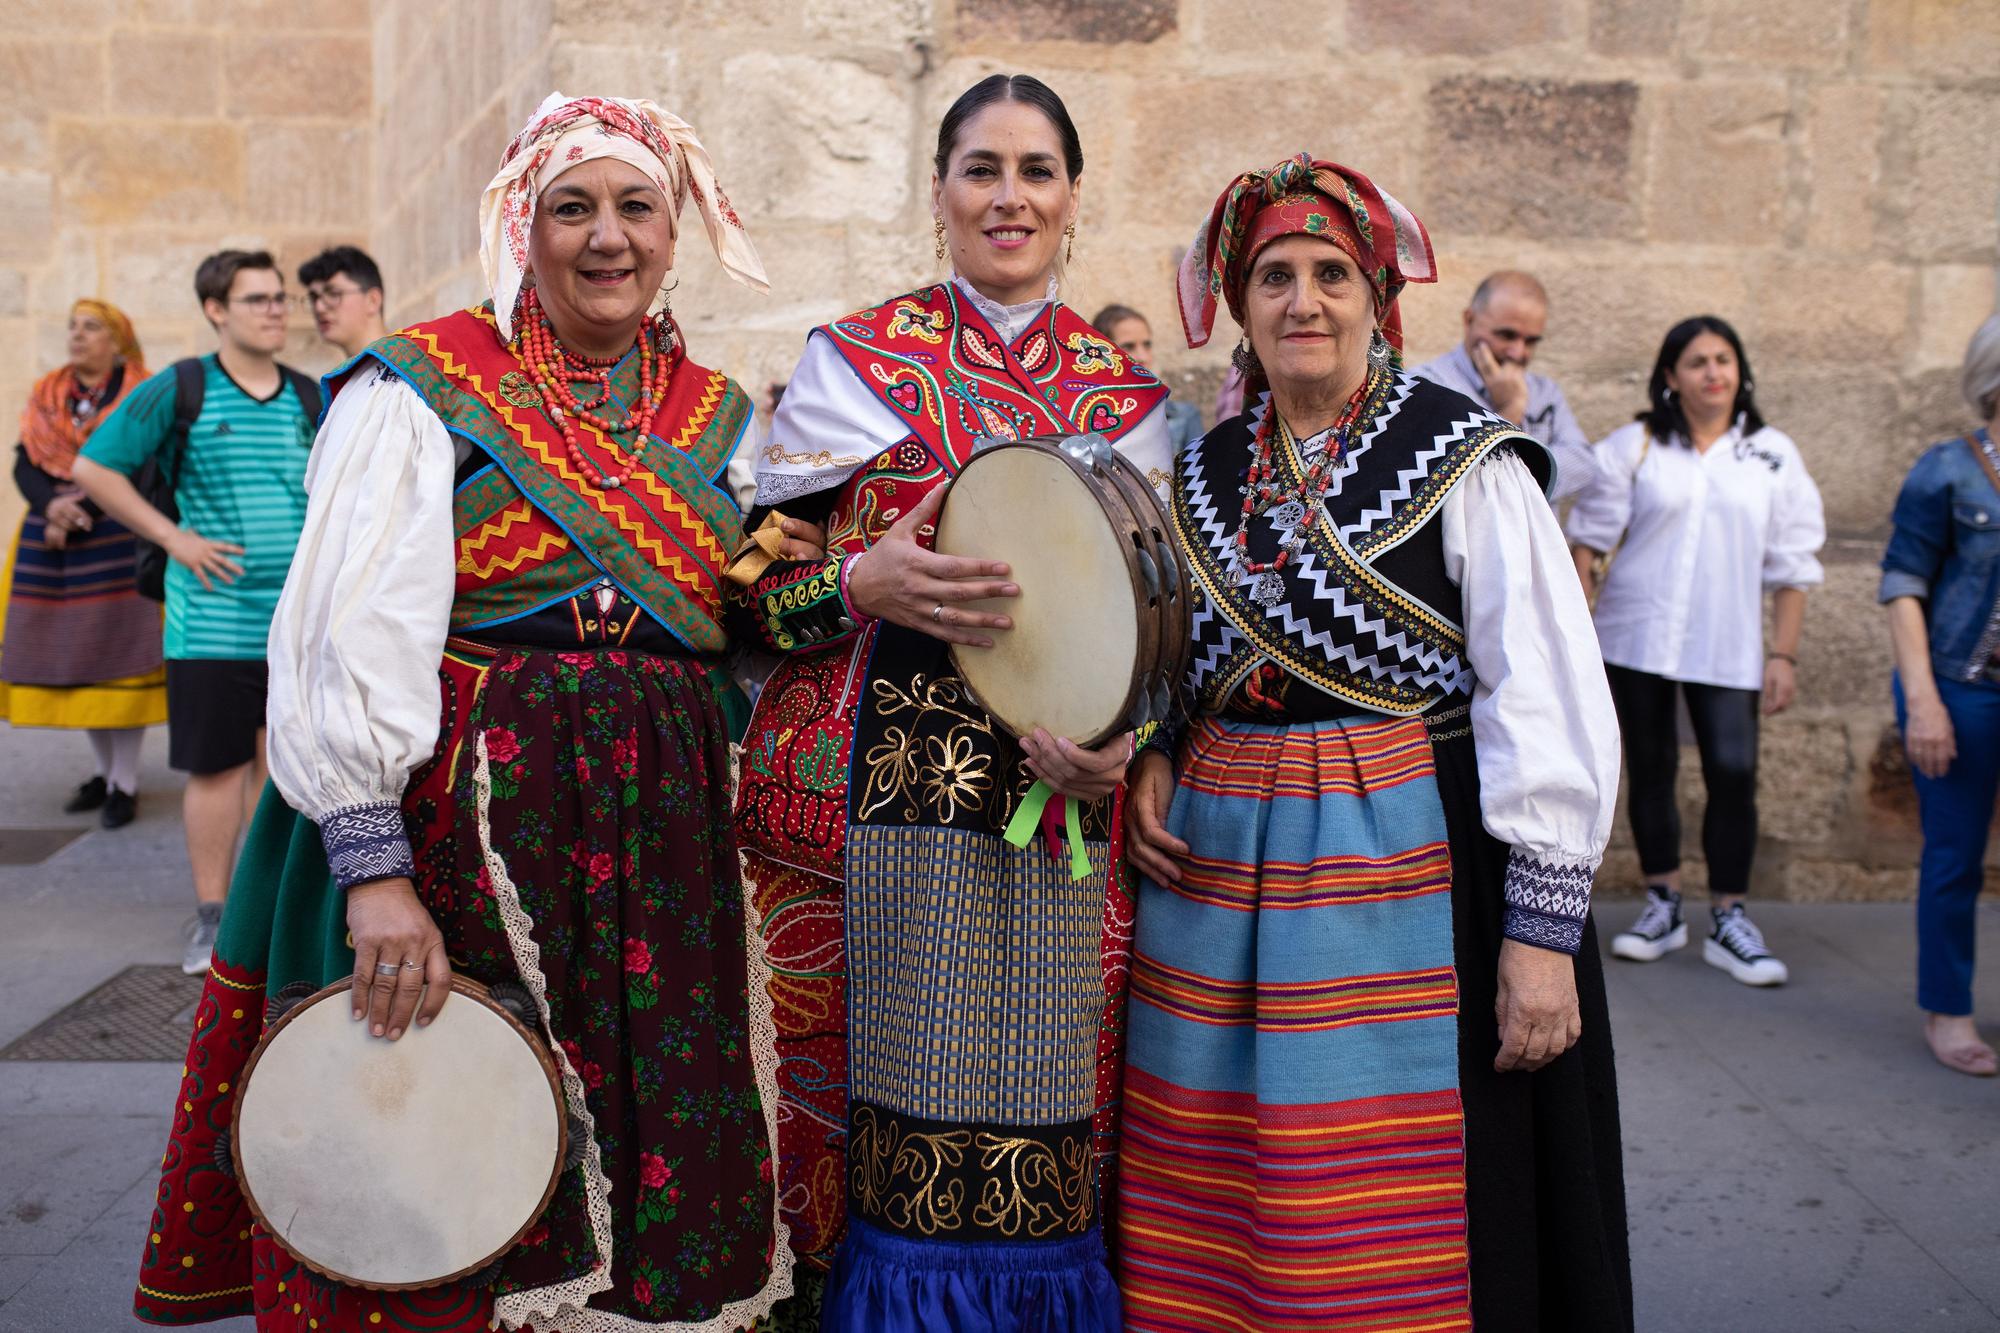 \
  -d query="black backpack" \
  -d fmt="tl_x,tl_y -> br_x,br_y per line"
134,358 -> 321,602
